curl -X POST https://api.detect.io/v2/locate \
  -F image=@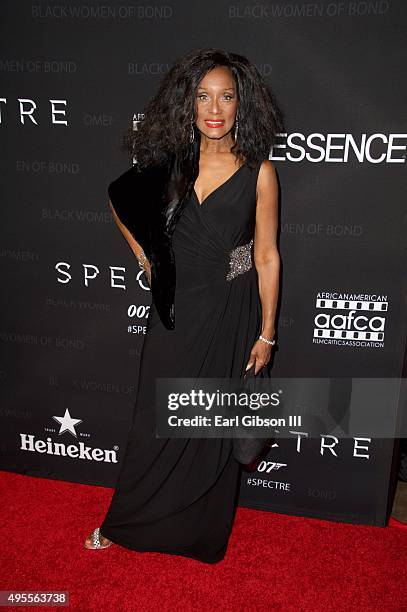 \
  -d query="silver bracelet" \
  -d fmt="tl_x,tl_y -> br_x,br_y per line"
259,334 -> 276,346
137,251 -> 148,271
